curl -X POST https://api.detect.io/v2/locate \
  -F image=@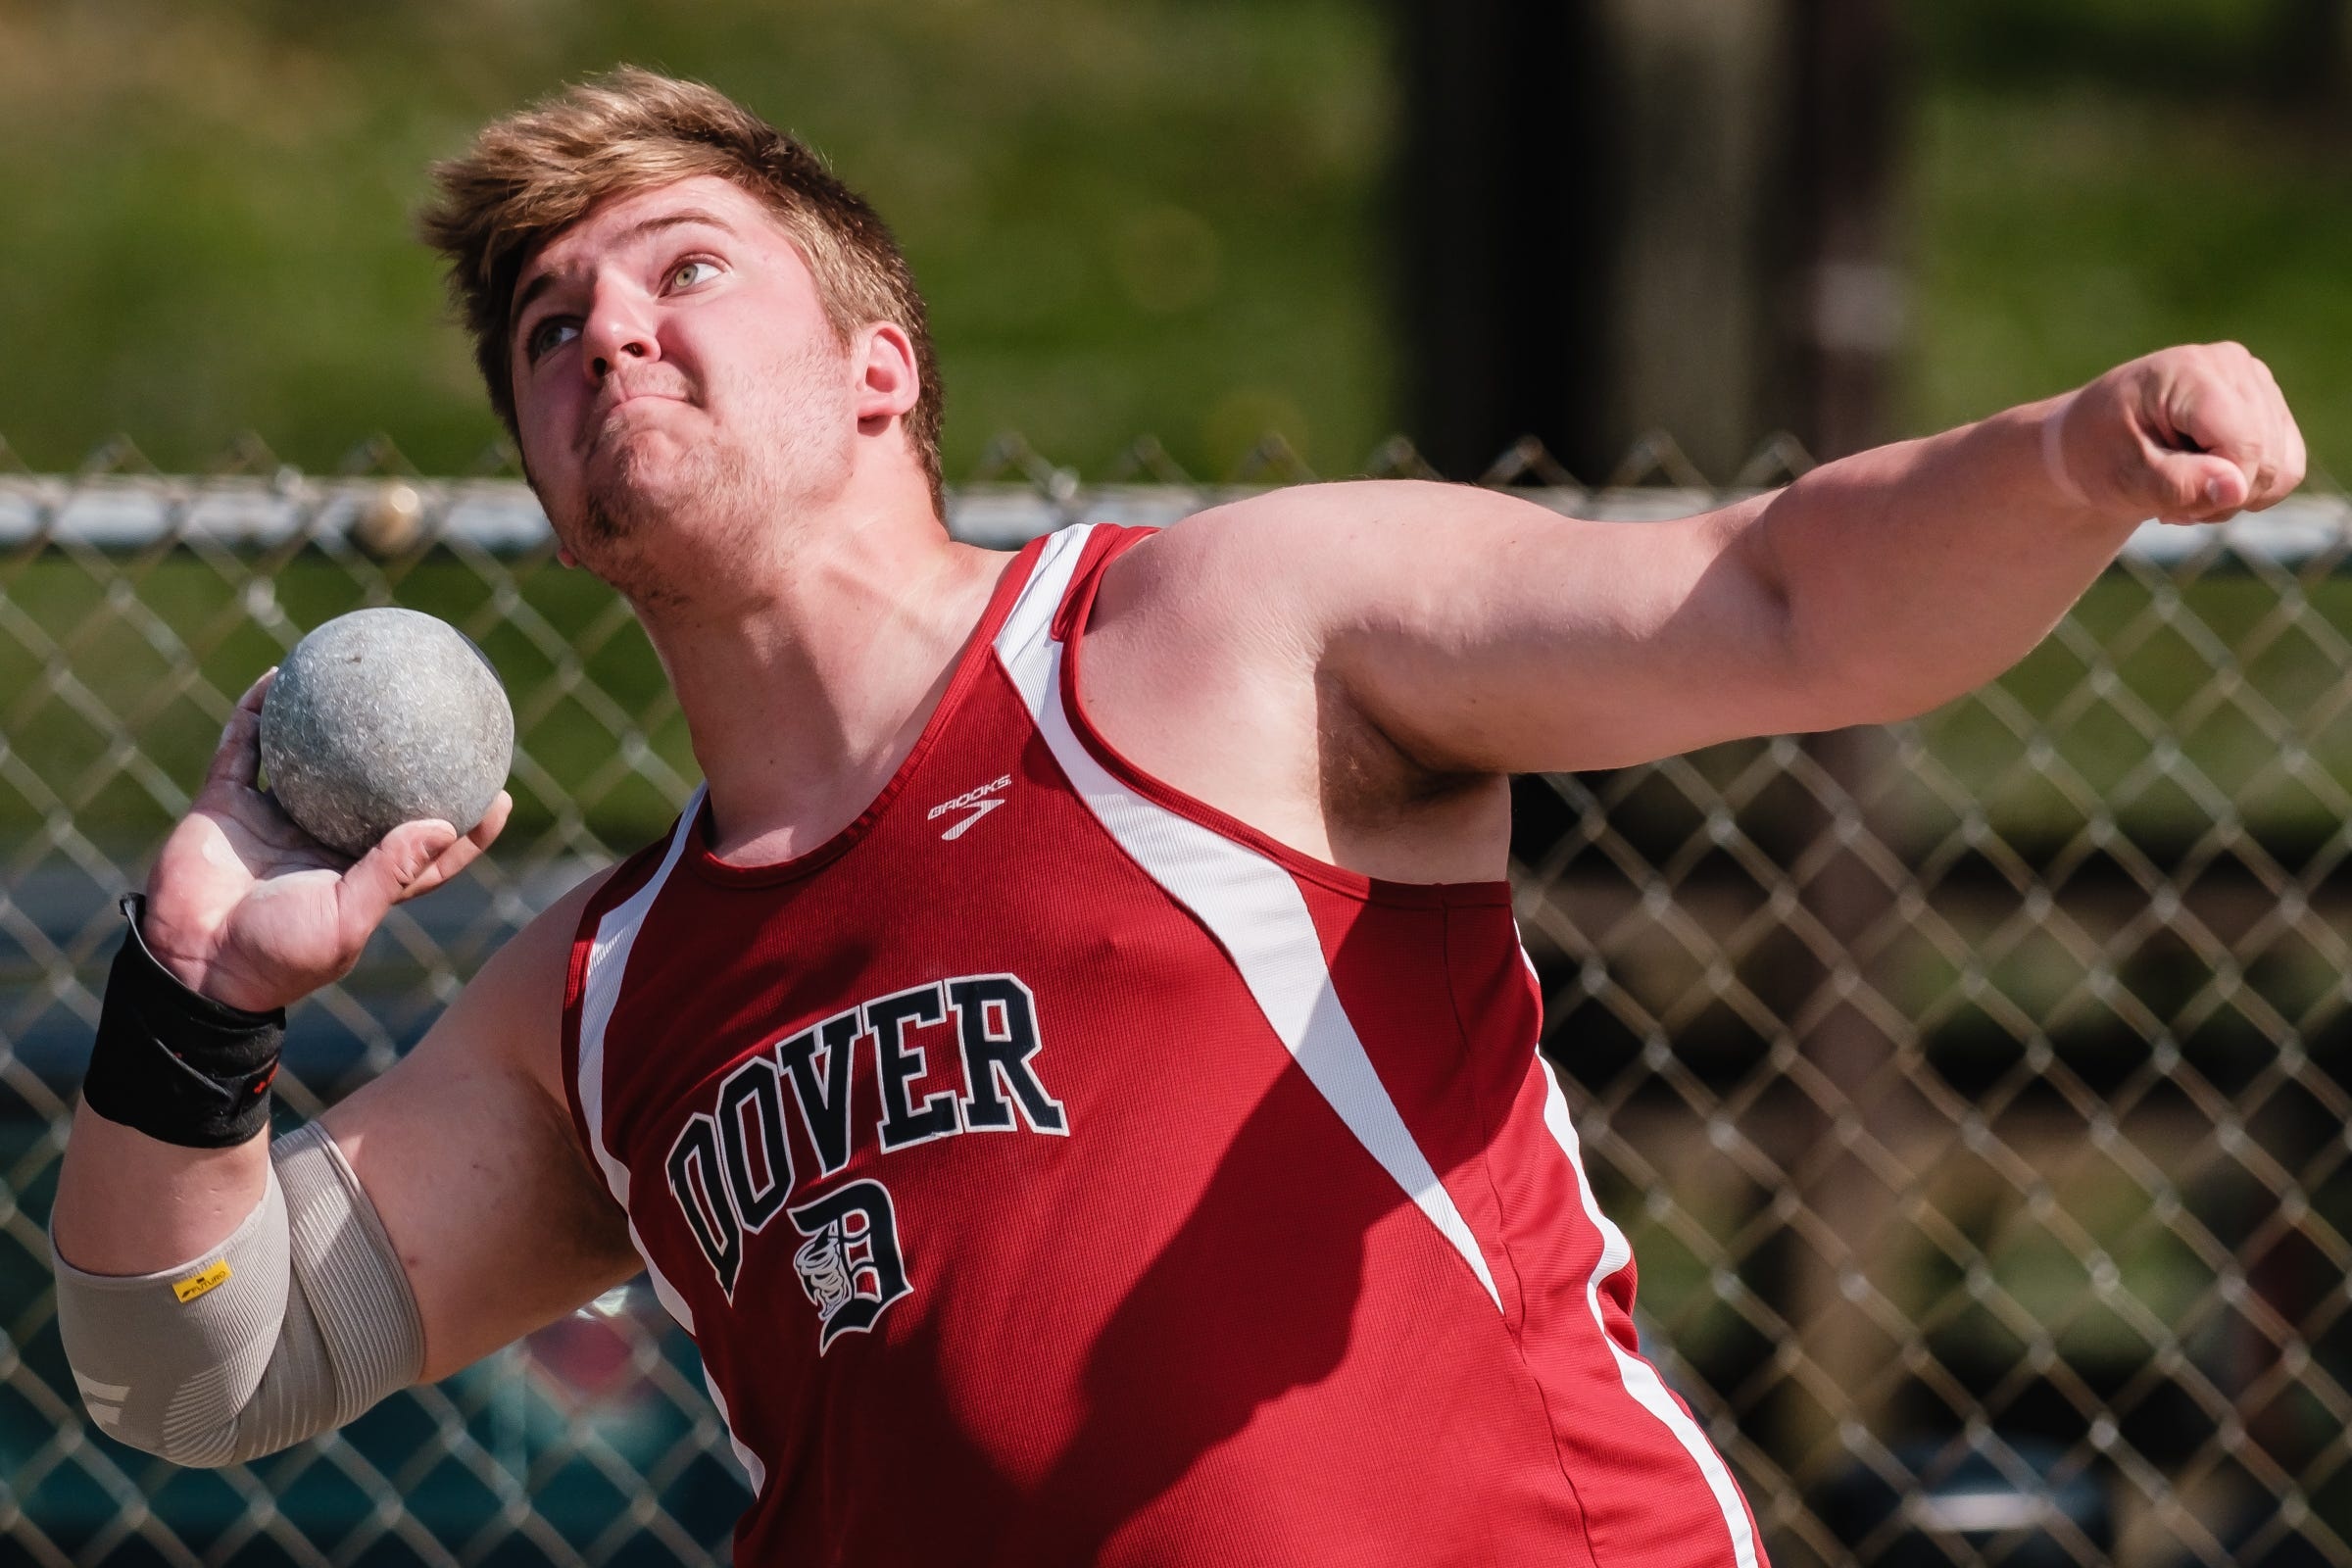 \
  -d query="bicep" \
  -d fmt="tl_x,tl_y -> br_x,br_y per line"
319,881 -> 638,1382
1185,481 -> 1801,775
